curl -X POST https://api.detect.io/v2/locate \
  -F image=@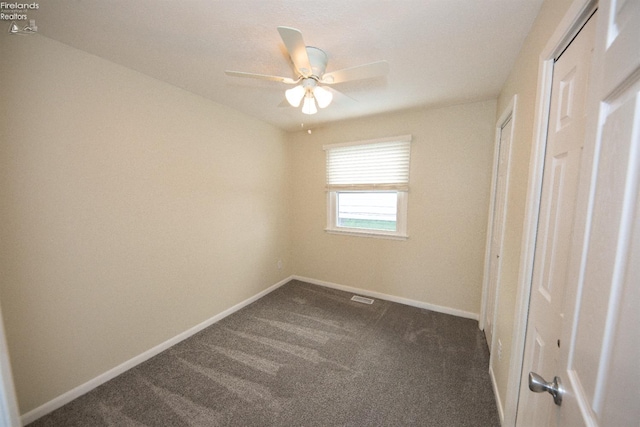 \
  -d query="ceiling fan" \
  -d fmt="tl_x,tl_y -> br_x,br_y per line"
225,26 -> 389,115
